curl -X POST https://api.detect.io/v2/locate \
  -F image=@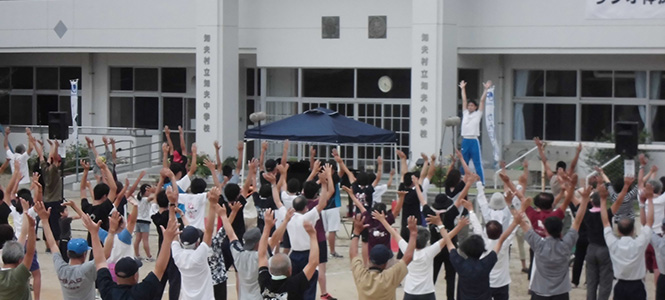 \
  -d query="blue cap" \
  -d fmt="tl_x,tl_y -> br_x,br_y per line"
117,229 -> 132,245
180,226 -> 203,249
67,238 -> 91,255
369,244 -> 394,265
